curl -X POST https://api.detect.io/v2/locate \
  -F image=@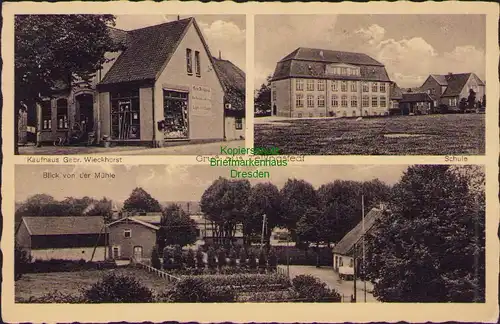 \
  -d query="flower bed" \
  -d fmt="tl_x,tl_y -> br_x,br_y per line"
179,273 -> 291,289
